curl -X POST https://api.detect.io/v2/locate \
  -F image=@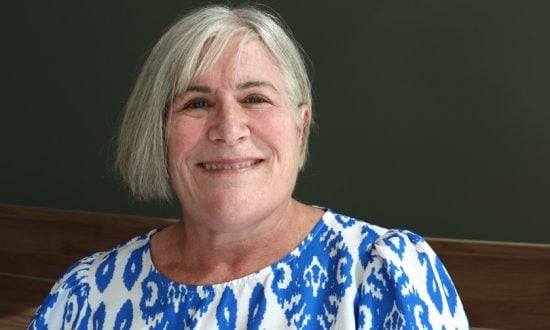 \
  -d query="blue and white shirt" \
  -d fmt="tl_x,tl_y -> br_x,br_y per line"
30,209 -> 468,329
